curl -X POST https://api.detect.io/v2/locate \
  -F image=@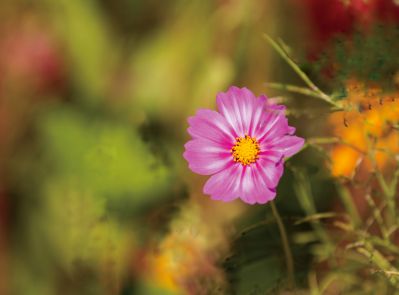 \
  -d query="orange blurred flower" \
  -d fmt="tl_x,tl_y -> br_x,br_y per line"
329,79 -> 399,178
139,199 -> 243,294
